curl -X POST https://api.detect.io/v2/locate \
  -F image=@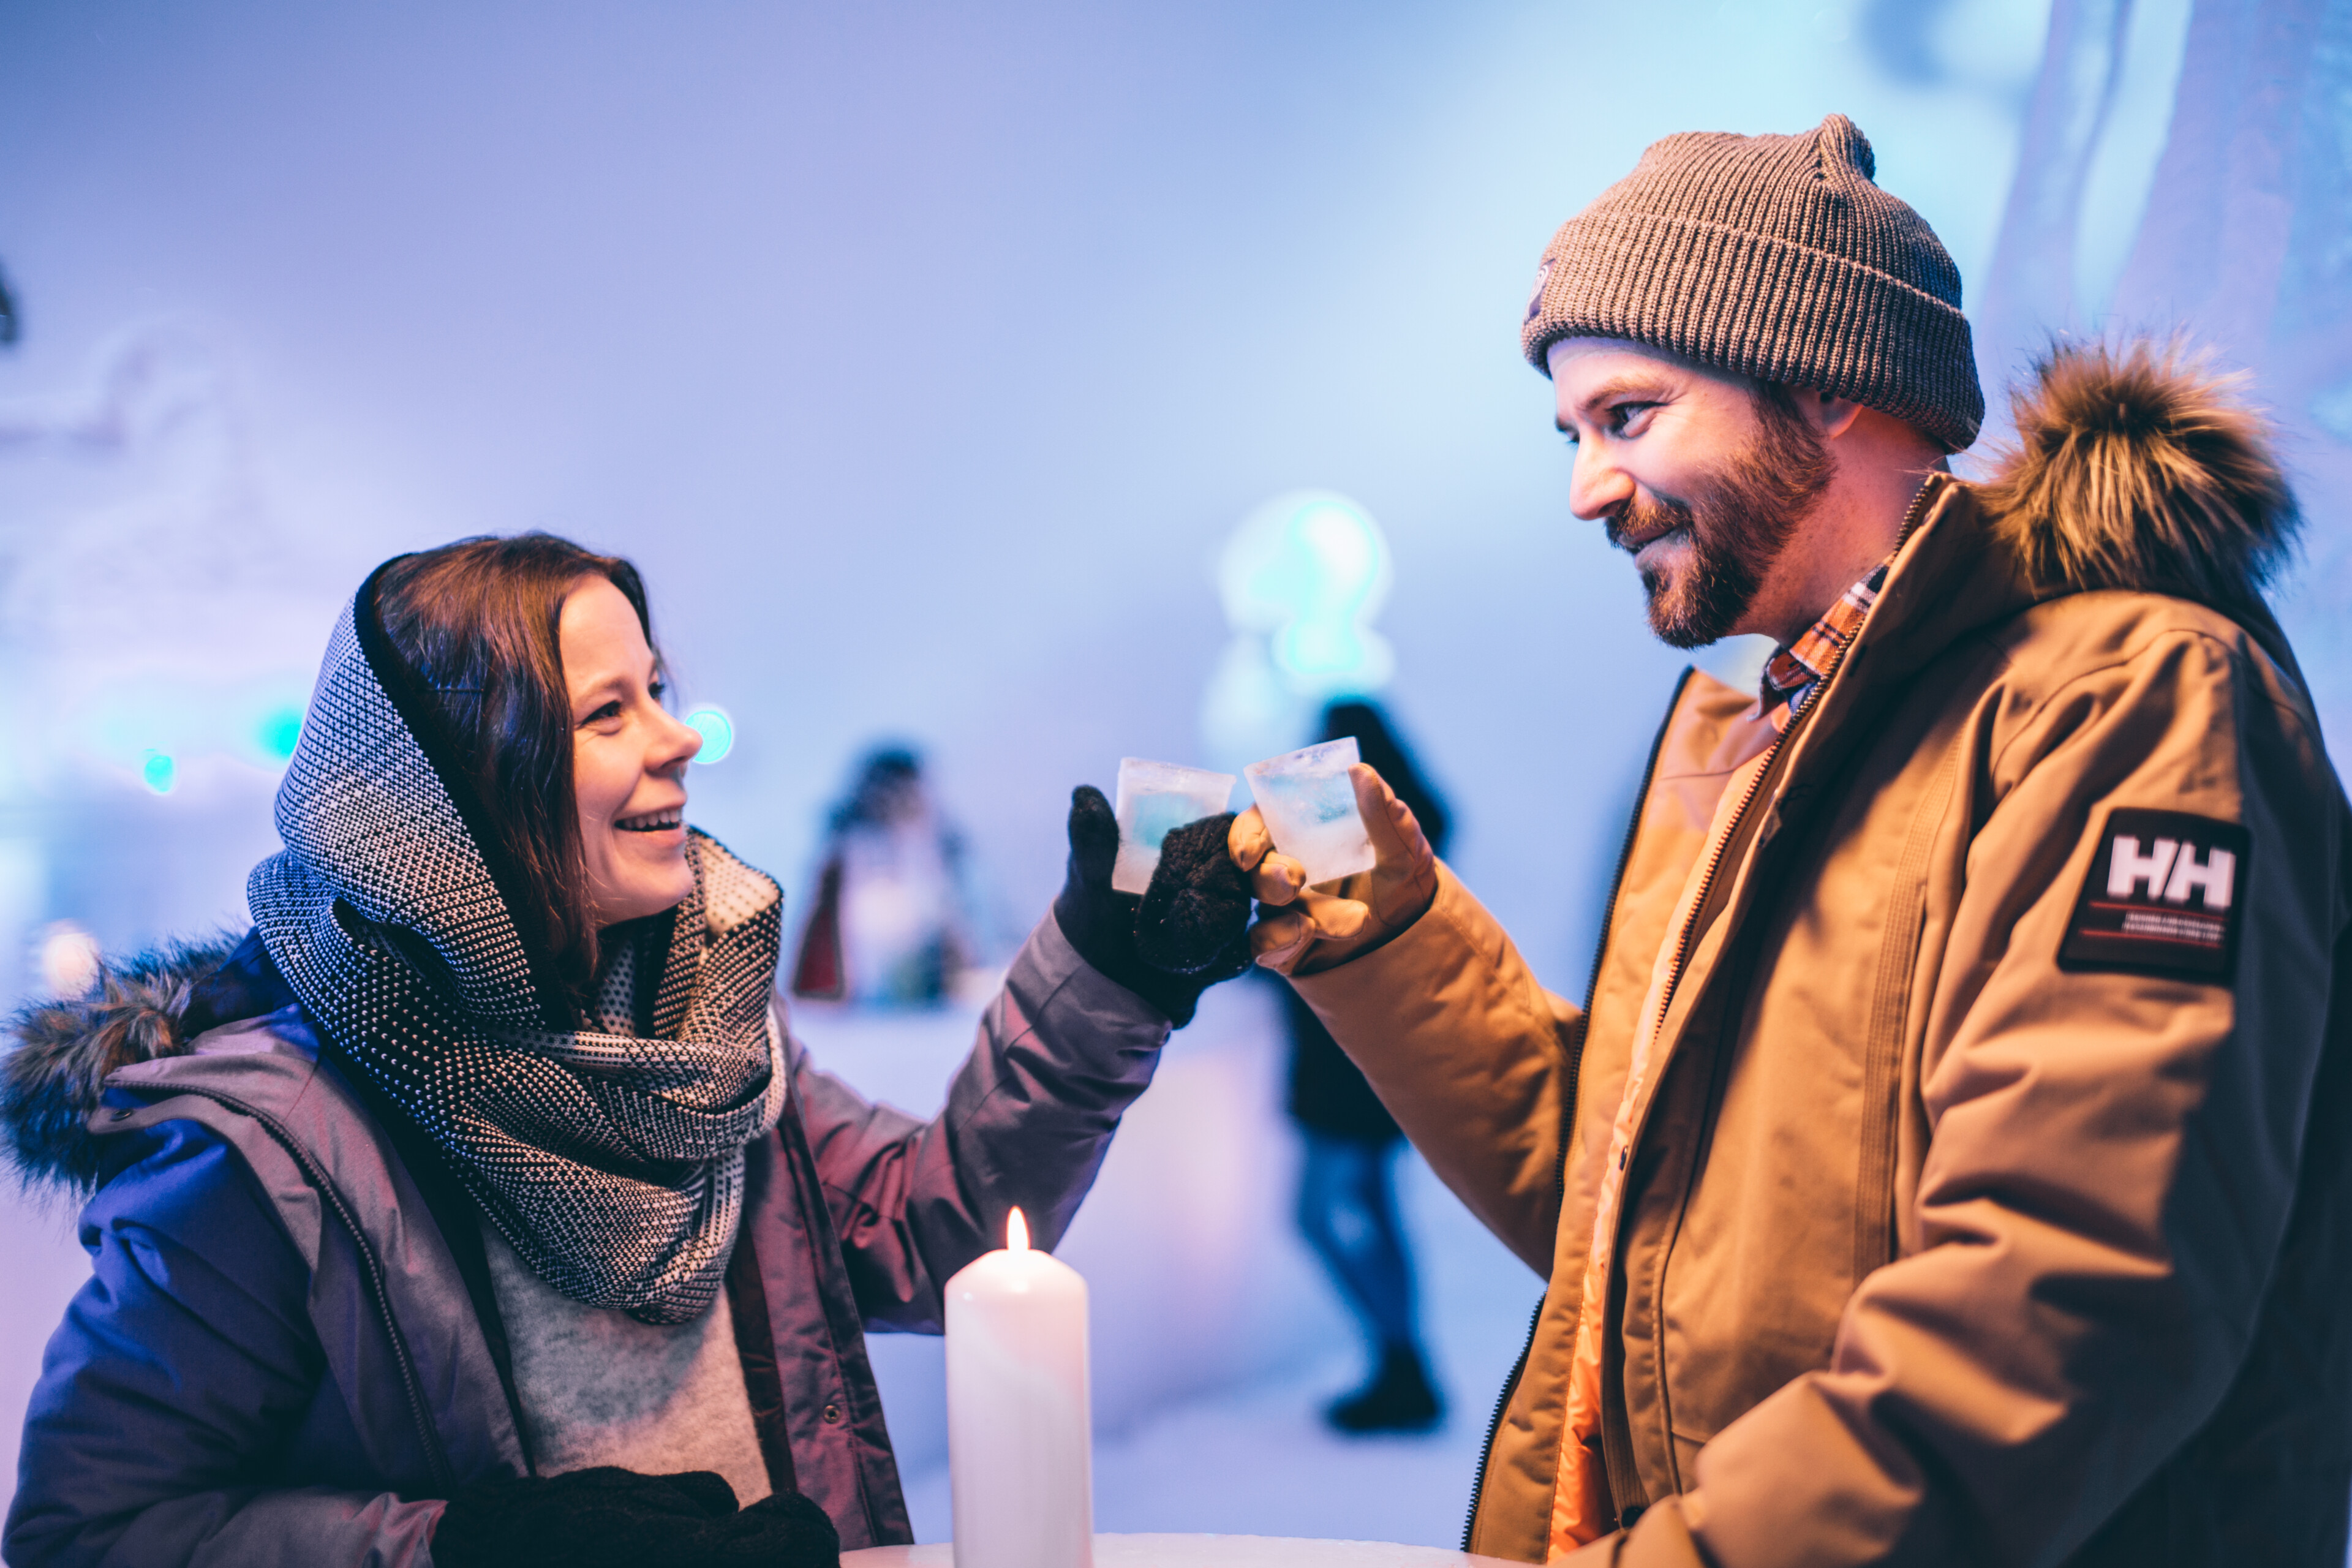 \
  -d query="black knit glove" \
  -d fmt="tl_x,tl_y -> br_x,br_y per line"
1054,785 -> 1253,1027
432,1468 -> 840,1568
